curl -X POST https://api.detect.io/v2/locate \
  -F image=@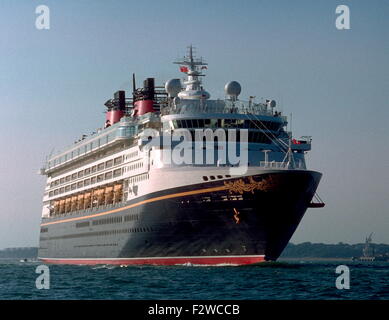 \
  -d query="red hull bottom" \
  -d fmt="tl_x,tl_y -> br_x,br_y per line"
39,255 -> 266,266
